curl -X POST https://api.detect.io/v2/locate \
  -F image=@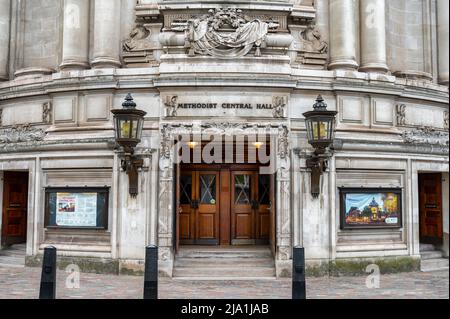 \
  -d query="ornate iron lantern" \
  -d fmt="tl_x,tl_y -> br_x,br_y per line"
111,94 -> 147,197
303,95 -> 338,198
